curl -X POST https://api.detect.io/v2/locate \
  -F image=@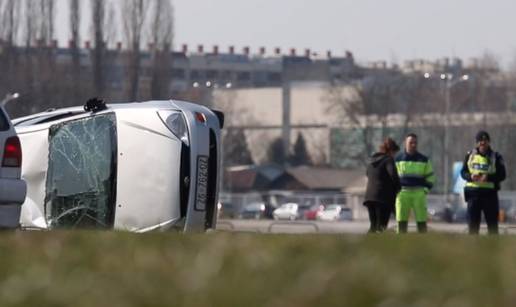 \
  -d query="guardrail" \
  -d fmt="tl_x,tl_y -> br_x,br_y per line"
216,220 -> 236,231
267,221 -> 320,233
